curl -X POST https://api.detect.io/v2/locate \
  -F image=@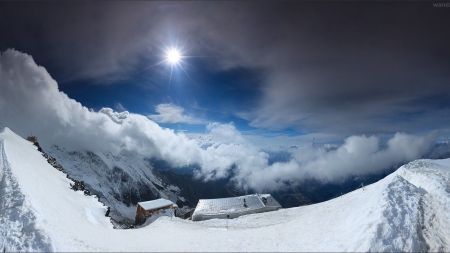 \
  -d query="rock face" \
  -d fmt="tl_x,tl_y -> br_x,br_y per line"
46,145 -> 185,225
34,142 -> 234,225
